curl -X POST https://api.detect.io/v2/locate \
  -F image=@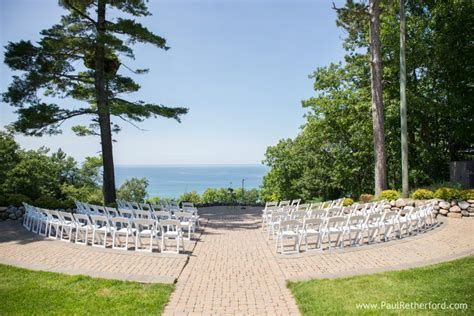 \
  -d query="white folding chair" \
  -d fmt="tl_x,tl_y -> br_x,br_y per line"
73,213 -> 93,245
160,219 -> 183,254
90,215 -> 110,248
175,211 -> 195,240
346,215 -> 365,246
365,213 -> 382,244
276,219 -> 300,254
325,217 -> 347,249
300,218 -> 325,251
111,217 -> 133,250
58,211 -> 75,242
133,219 -> 157,252
381,211 -> 399,241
